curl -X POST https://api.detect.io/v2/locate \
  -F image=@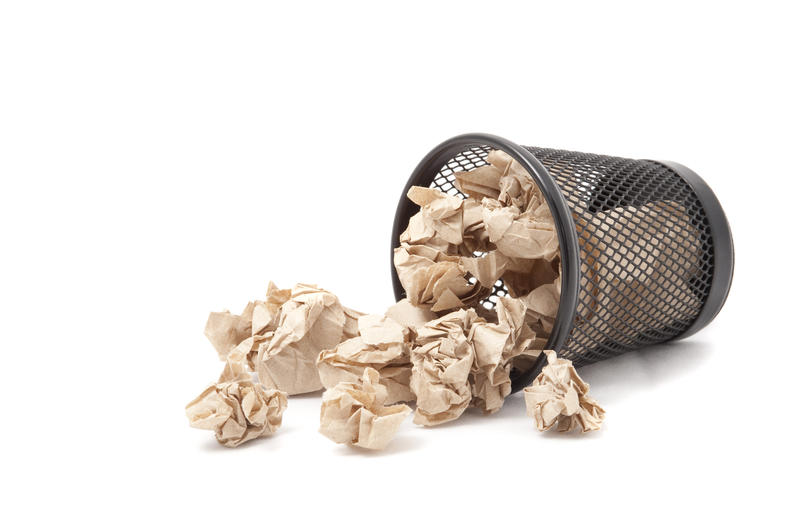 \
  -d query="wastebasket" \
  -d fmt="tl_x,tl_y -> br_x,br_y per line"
391,133 -> 734,390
